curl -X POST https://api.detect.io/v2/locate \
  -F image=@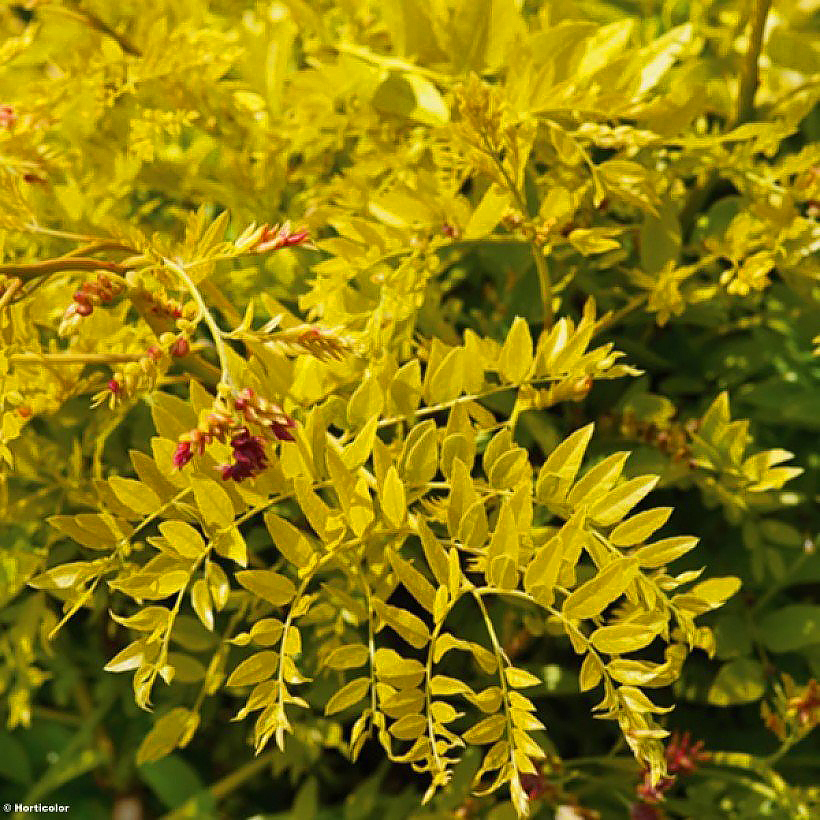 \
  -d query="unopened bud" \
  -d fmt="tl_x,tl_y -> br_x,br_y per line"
171,338 -> 190,357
